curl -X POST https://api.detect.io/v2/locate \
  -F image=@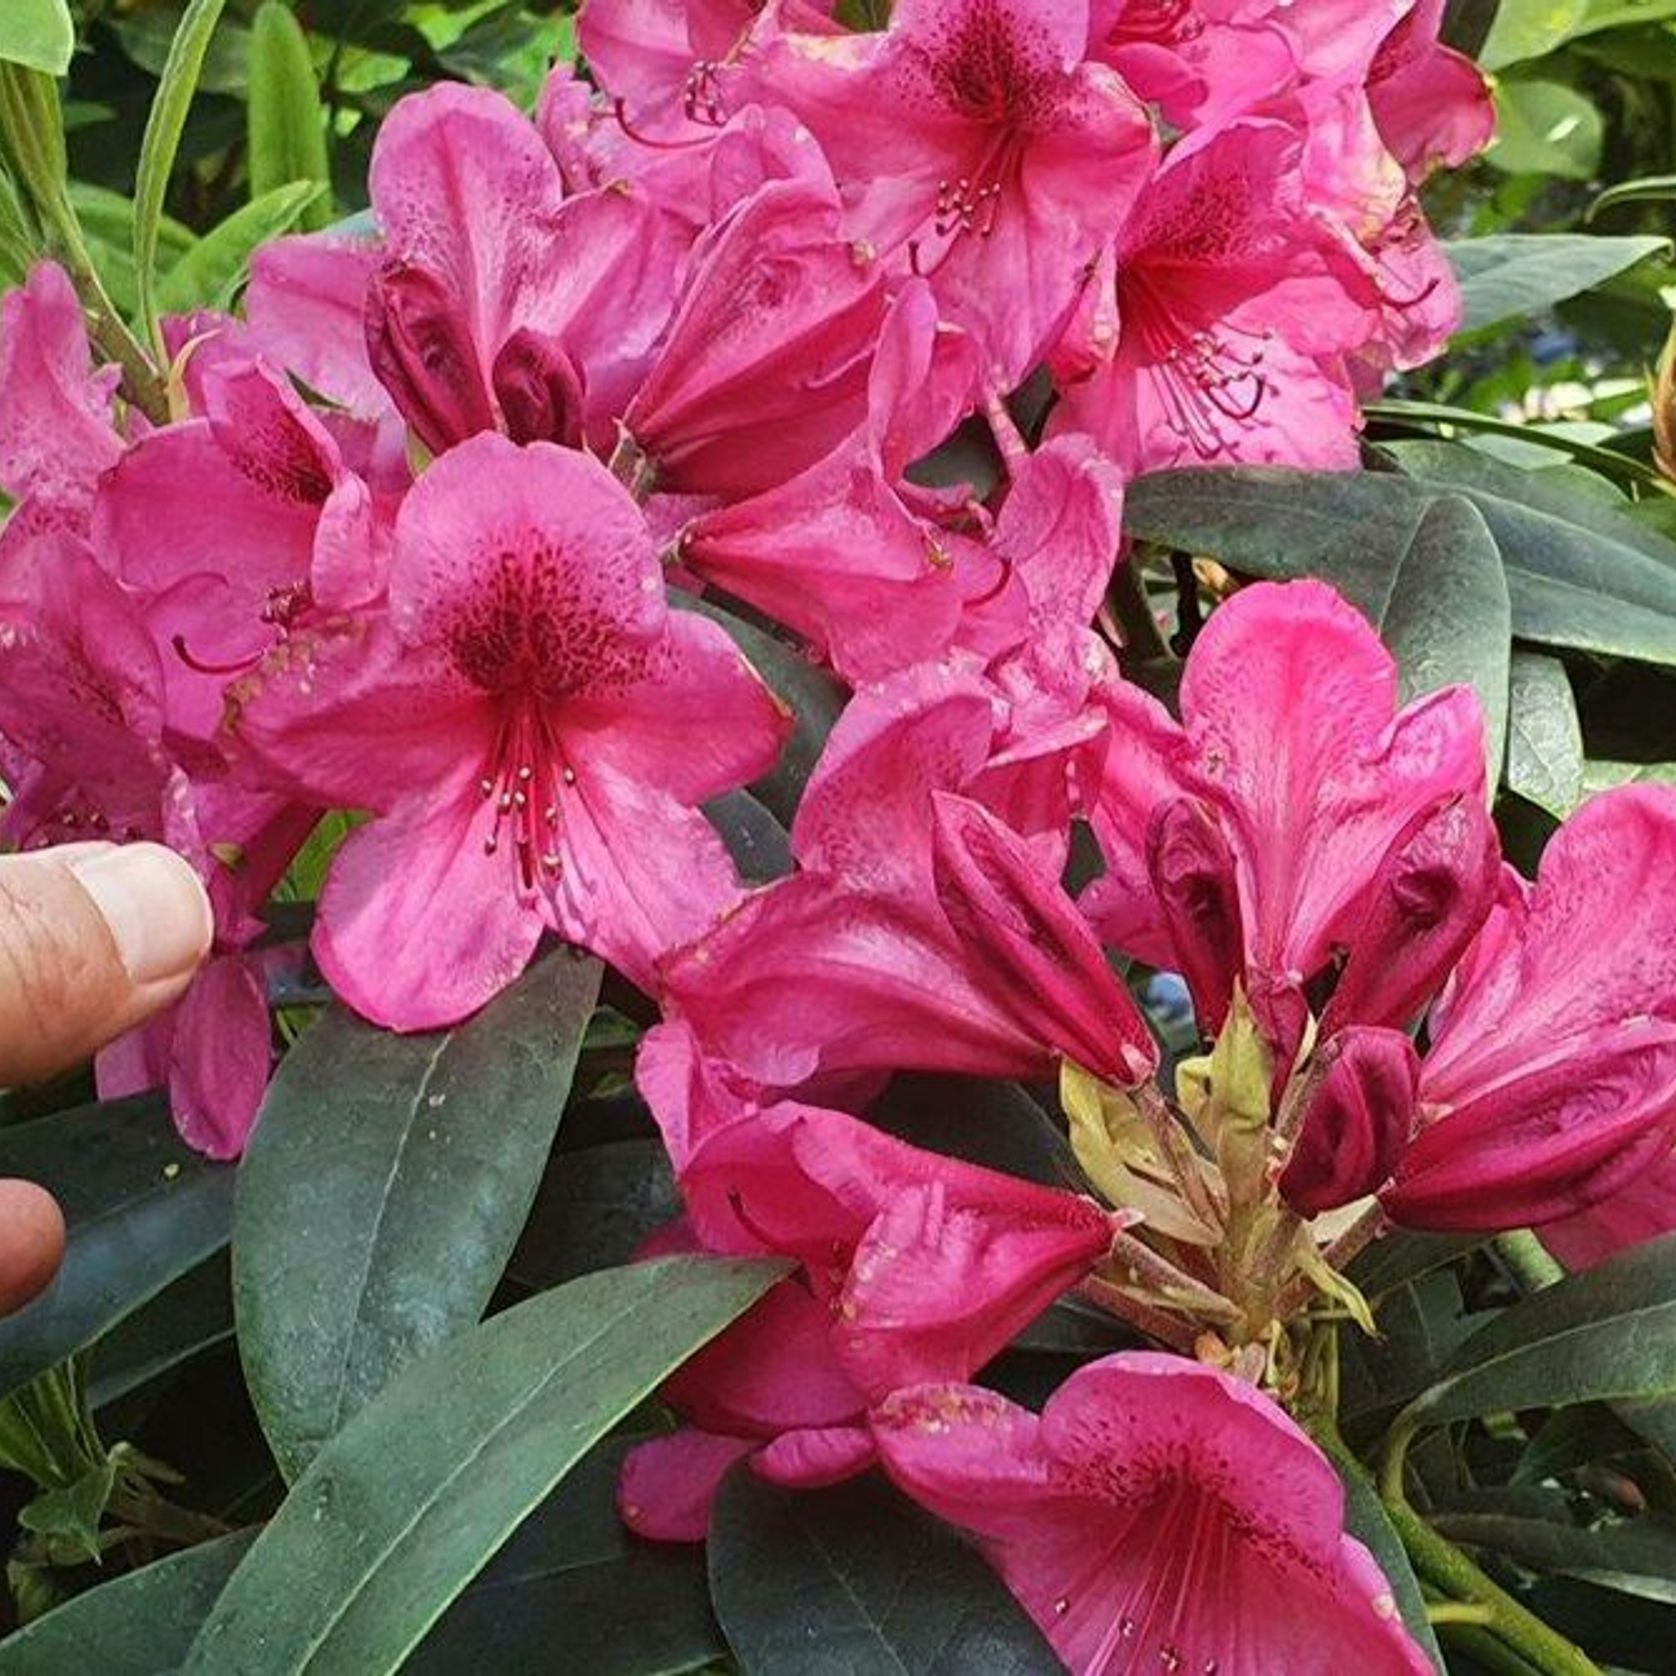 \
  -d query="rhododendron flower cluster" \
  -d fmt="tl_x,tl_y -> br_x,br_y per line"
14,0 -> 1676,1667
